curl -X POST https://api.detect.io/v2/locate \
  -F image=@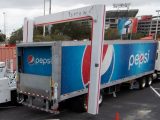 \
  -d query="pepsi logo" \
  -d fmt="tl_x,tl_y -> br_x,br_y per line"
28,55 -> 34,64
82,44 -> 114,88
128,50 -> 150,70
27,55 -> 52,65
101,45 -> 114,76
81,45 -> 91,87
